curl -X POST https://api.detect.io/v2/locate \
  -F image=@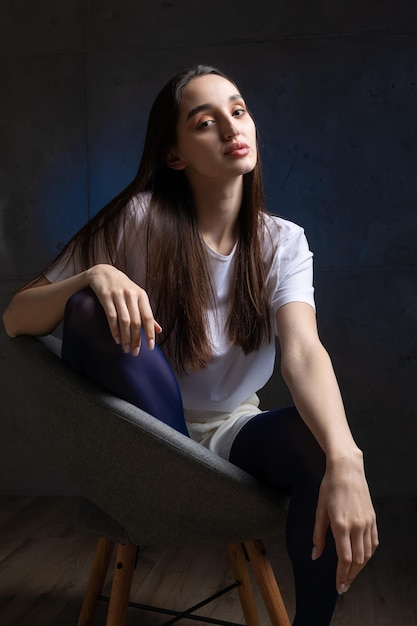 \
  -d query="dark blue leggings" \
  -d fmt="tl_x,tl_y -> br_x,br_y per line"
62,288 -> 188,436
62,289 -> 338,625
230,412 -> 338,625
